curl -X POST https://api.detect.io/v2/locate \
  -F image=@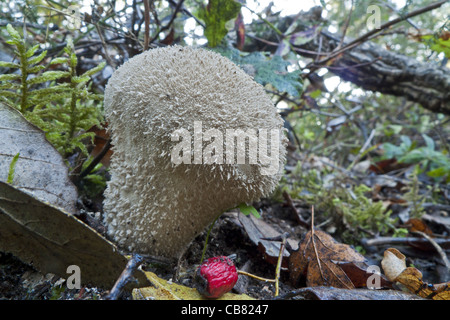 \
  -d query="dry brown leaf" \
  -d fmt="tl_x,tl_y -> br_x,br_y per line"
87,123 -> 112,167
404,218 -> 433,236
288,229 -> 368,289
238,212 -> 297,268
381,248 -> 450,300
